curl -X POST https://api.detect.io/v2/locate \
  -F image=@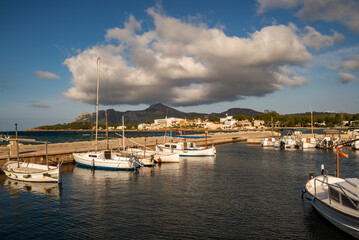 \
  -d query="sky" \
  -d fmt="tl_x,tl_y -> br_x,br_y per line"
1,0 -> 359,130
